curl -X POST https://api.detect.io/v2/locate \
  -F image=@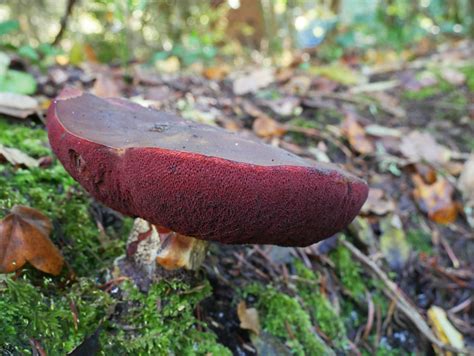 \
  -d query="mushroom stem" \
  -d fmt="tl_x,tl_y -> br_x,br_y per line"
126,218 -> 209,272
